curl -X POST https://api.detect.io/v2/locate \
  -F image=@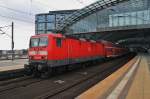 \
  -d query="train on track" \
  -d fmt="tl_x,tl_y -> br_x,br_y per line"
24,33 -> 128,77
